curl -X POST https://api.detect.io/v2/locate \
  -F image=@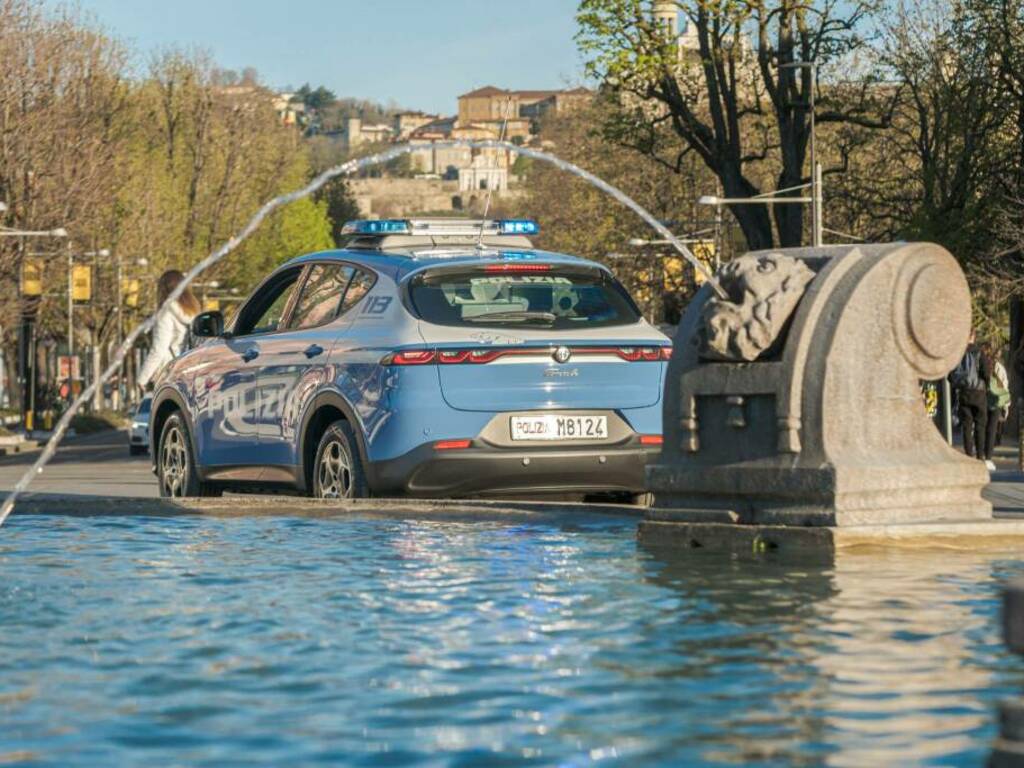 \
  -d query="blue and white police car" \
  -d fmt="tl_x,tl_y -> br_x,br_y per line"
150,218 -> 670,502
